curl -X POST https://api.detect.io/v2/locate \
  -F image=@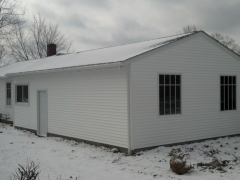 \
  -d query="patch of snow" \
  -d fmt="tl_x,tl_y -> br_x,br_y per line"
1,123 -> 239,180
